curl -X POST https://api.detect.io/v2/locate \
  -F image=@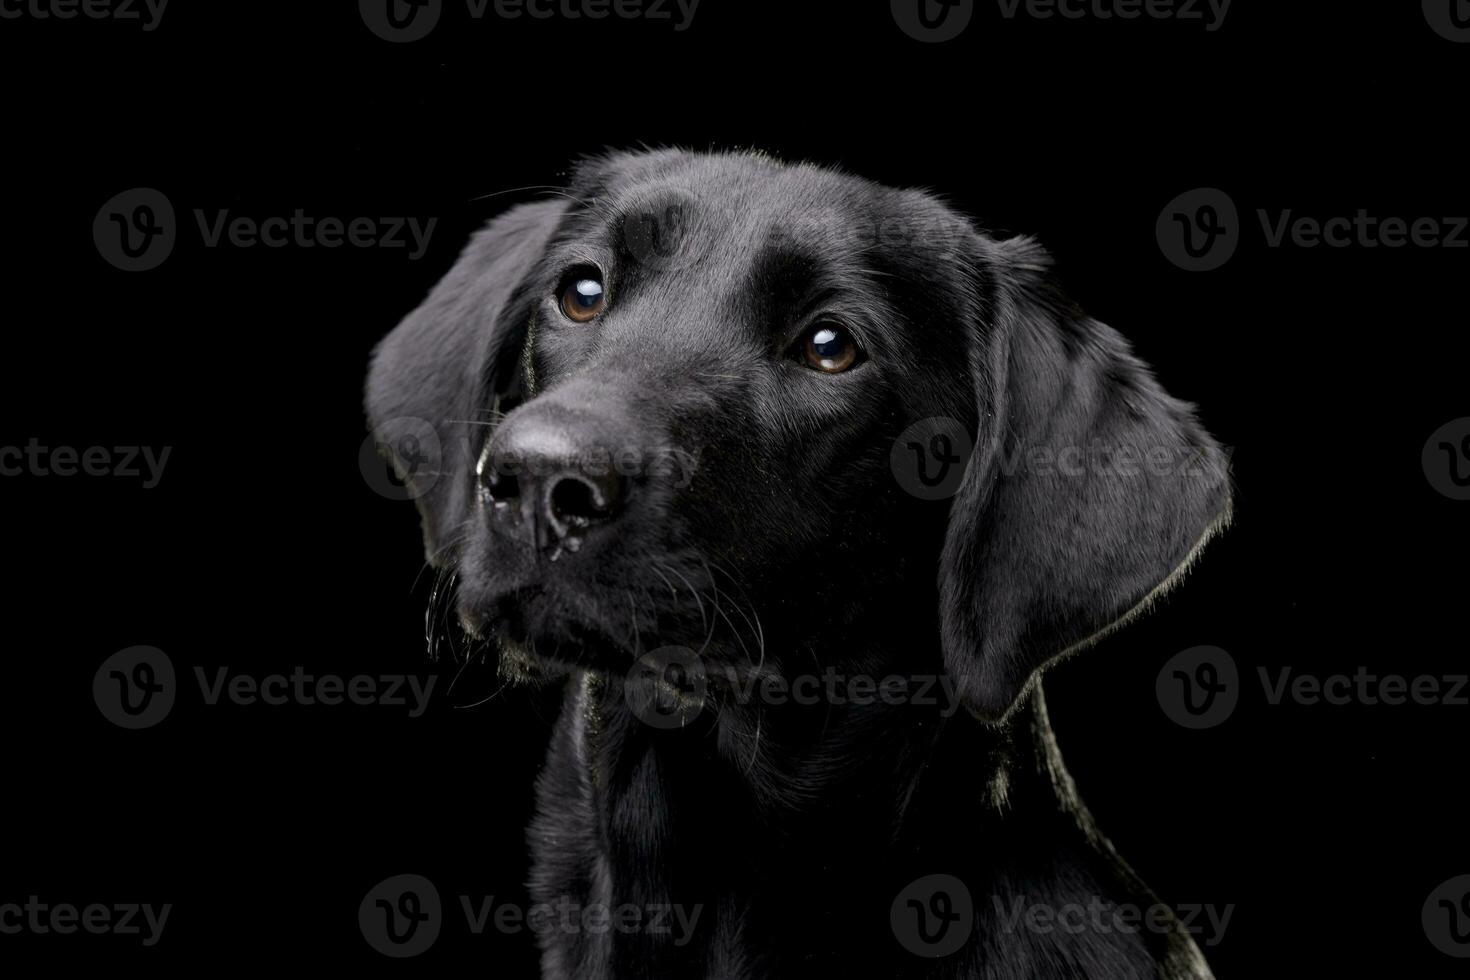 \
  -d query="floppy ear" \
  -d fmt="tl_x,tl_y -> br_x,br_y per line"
365,199 -> 567,563
940,236 -> 1232,722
